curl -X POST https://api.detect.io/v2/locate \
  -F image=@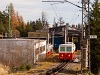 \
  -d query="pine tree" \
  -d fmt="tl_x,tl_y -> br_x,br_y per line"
90,0 -> 100,74
36,18 -> 43,30
0,11 -> 8,34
